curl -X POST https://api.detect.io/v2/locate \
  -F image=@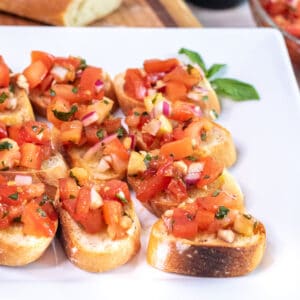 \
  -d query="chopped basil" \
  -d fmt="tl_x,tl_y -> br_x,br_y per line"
52,105 -> 78,121
13,216 -> 22,223
96,129 -> 104,140
243,213 -> 252,220
203,174 -> 210,179
0,141 -> 13,151
200,131 -> 207,141
186,213 -> 194,221
39,194 -> 51,206
79,58 -> 87,70
212,189 -> 221,197
186,64 -> 194,74
0,92 -> 8,103
134,111 -> 140,116
116,191 -> 128,204
142,112 -> 149,116
9,83 -> 15,93
151,94 -> 159,104
32,125 -> 38,132
8,192 -> 19,200
144,153 -> 152,164
186,155 -> 197,161
72,87 -> 78,94
49,89 -> 56,97
70,171 -> 80,186
215,206 -> 229,219
117,127 -> 125,138
104,100 -> 109,105
37,208 -> 47,218
210,109 -> 219,119
206,64 -> 227,80
202,95 -> 209,102
179,48 -> 207,73
69,194 -> 76,199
